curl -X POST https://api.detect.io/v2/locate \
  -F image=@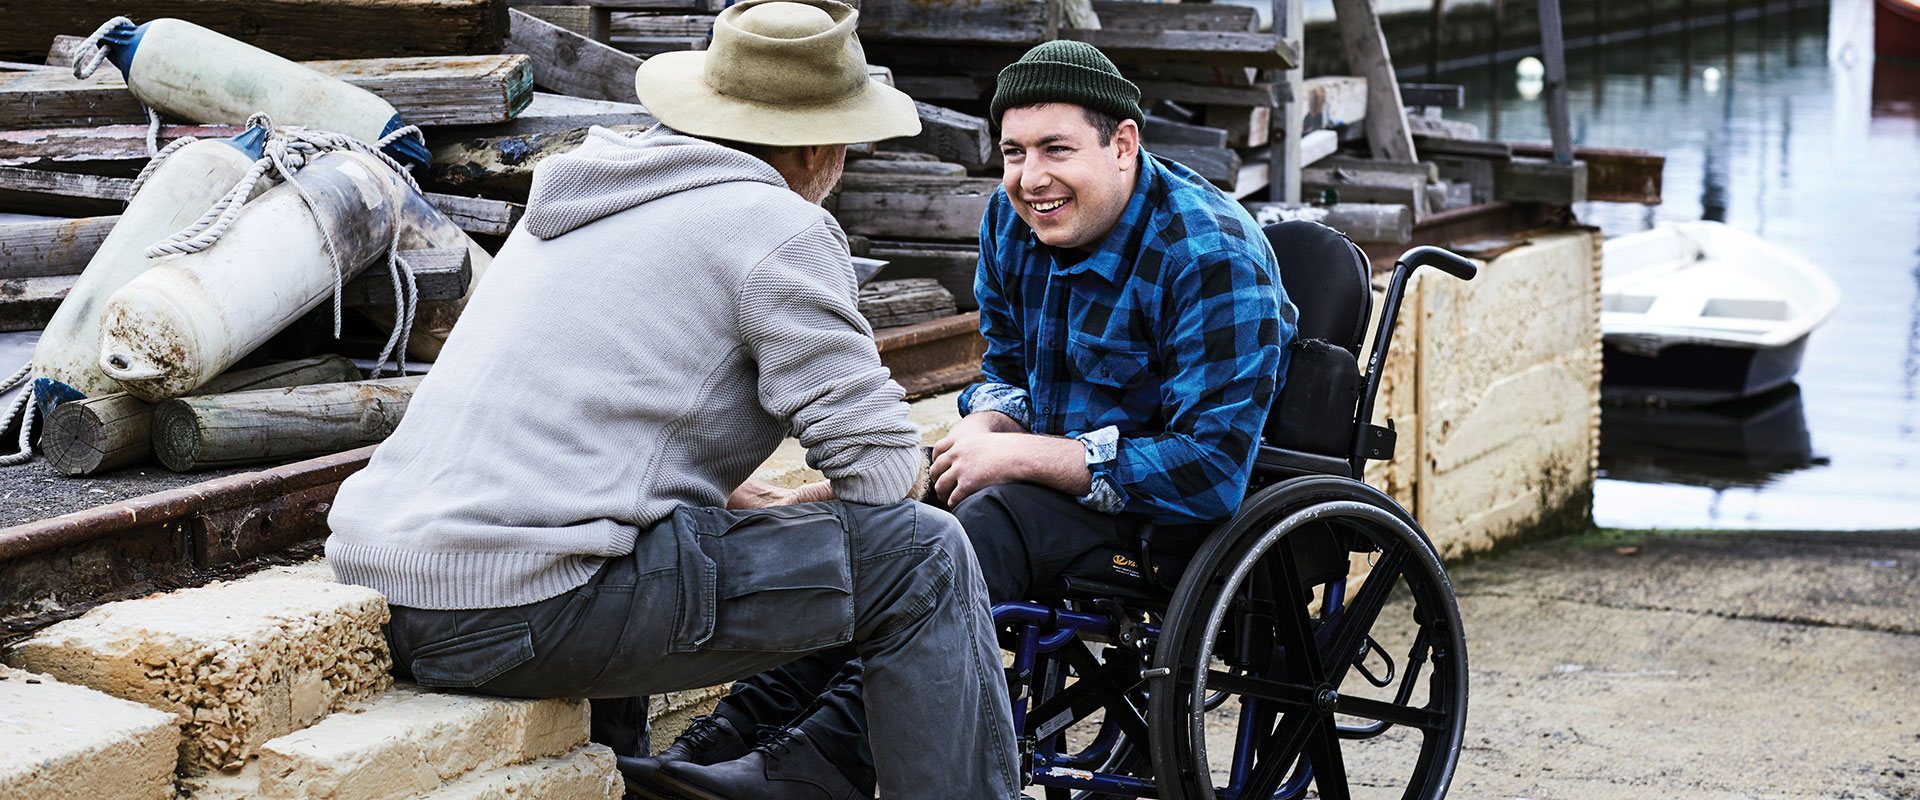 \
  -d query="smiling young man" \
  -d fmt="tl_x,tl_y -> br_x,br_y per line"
636,40 -> 1297,800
